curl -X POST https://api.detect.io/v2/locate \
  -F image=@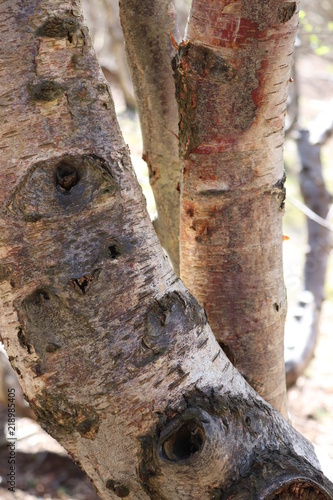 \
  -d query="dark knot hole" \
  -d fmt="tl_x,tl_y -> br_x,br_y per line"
162,419 -> 205,462
56,163 -> 79,191
108,244 -> 121,259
